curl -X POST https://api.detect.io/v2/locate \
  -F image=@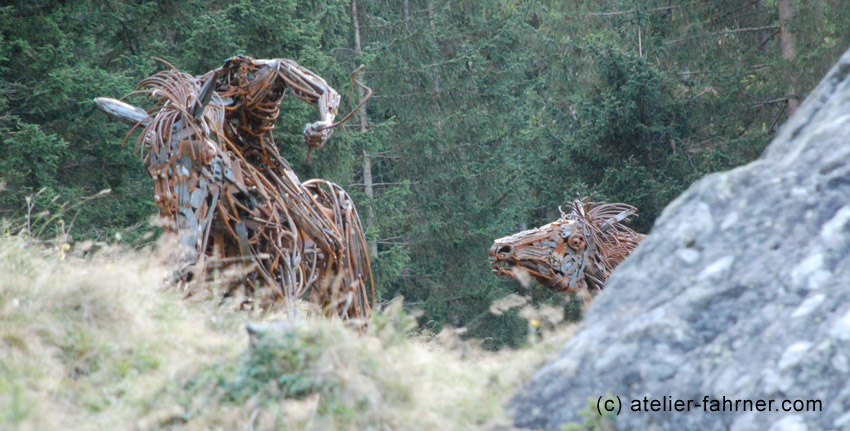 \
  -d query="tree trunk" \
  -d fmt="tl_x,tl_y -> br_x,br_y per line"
756,0 -> 771,53
403,0 -> 409,21
351,0 -> 378,257
427,0 -> 441,94
778,0 -> 799,115
427,0 -> 443,133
